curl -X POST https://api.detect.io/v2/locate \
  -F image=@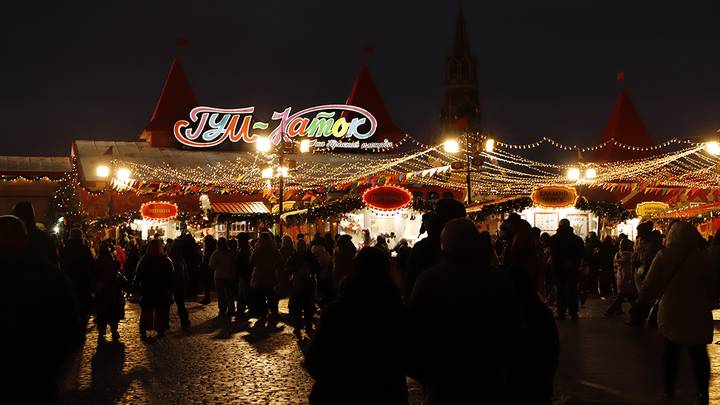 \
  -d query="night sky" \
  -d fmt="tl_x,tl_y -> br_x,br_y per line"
2,0 -> 719,156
